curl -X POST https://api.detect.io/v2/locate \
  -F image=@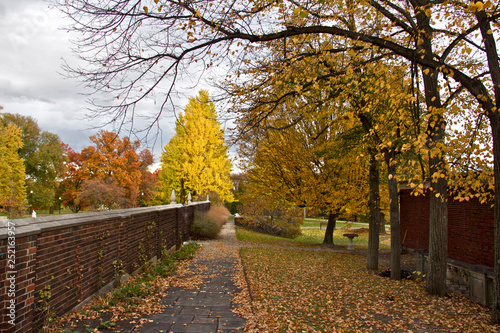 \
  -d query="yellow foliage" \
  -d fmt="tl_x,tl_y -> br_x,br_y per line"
160,90 -> 234,203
